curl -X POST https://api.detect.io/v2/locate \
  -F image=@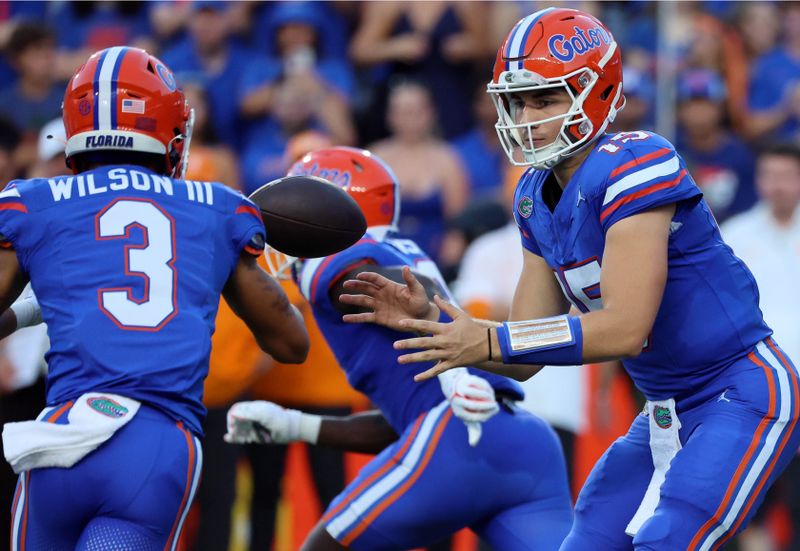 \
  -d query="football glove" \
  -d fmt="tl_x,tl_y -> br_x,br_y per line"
224,401 -> 321,445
